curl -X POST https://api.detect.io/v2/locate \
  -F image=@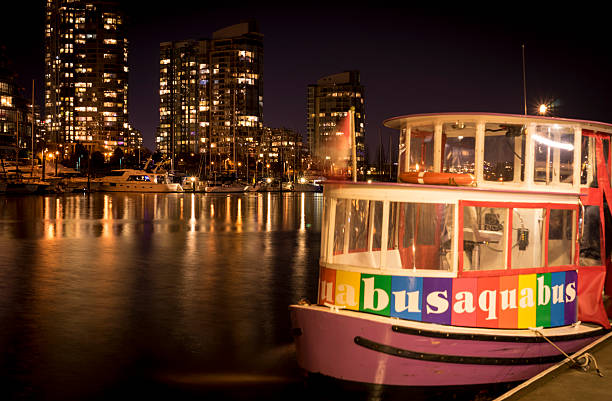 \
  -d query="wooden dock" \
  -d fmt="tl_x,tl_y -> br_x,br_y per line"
495,330 -> 612,401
